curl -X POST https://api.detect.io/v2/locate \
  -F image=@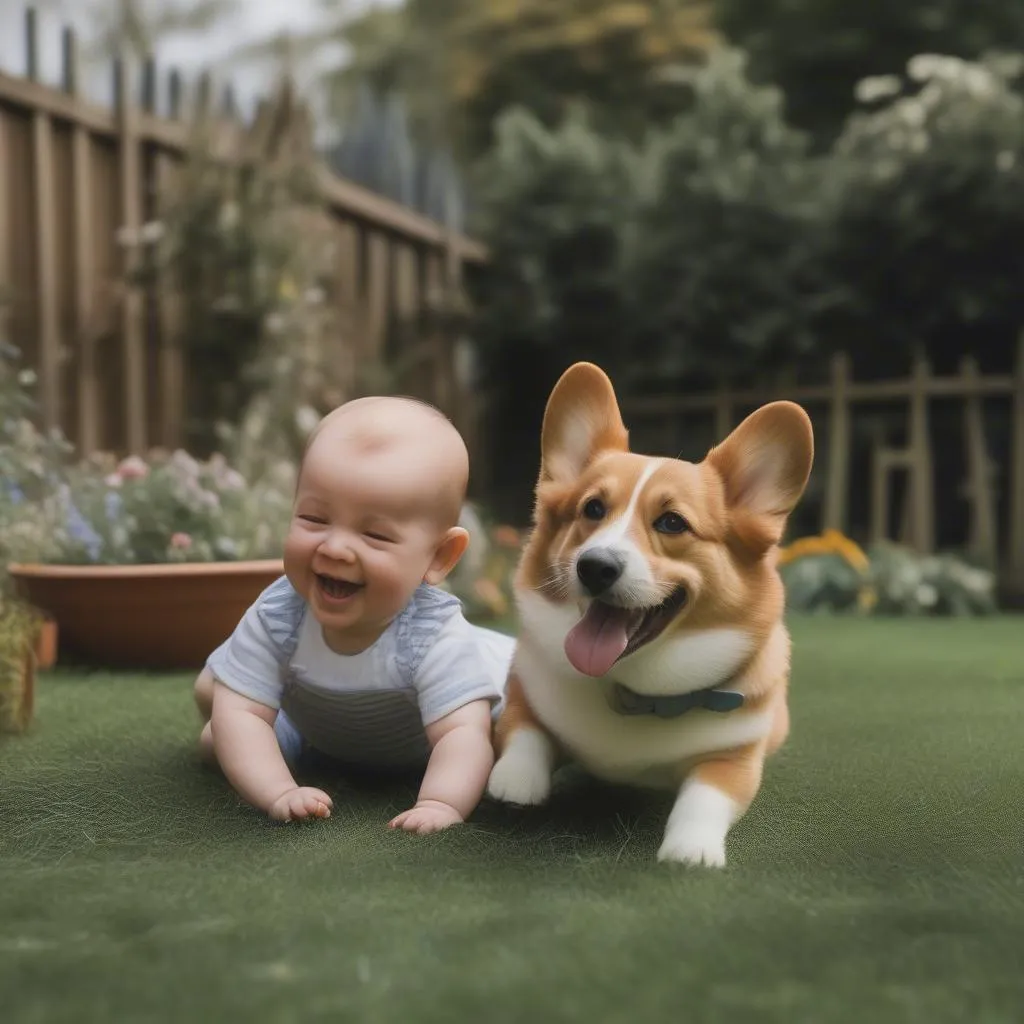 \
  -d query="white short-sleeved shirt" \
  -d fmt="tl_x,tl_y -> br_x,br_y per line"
206,576 -> 515,768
